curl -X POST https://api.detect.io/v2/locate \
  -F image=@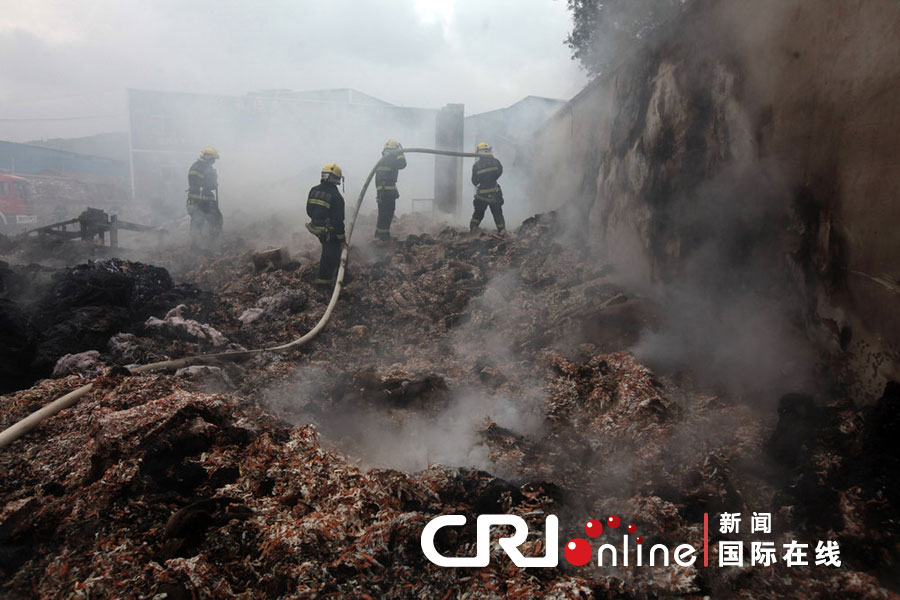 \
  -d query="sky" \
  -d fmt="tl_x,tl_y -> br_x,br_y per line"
0,0 -> 588,142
